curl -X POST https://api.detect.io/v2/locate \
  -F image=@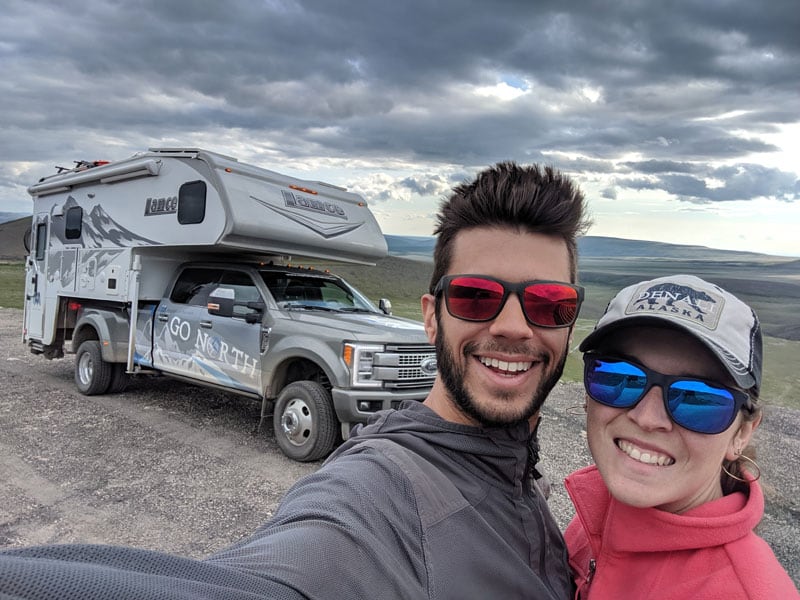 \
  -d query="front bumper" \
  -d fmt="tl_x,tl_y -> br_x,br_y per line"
332,387 -> 429,425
